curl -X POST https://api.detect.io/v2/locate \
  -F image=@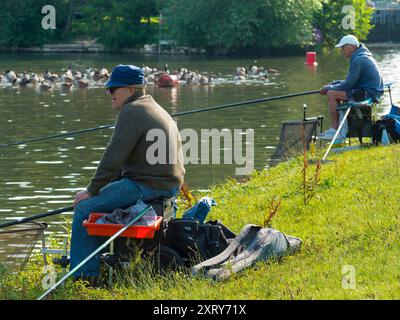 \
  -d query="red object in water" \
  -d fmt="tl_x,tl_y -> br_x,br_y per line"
305,52 -> 318,65
157,74 -> 179,87
83,213 -> 162,238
